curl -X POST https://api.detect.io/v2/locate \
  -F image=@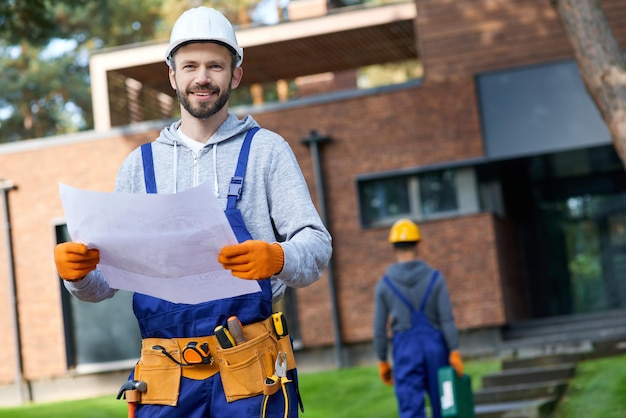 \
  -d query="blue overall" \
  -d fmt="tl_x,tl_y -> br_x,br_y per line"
132,128 -> 299,417
384,271 -> 449,418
